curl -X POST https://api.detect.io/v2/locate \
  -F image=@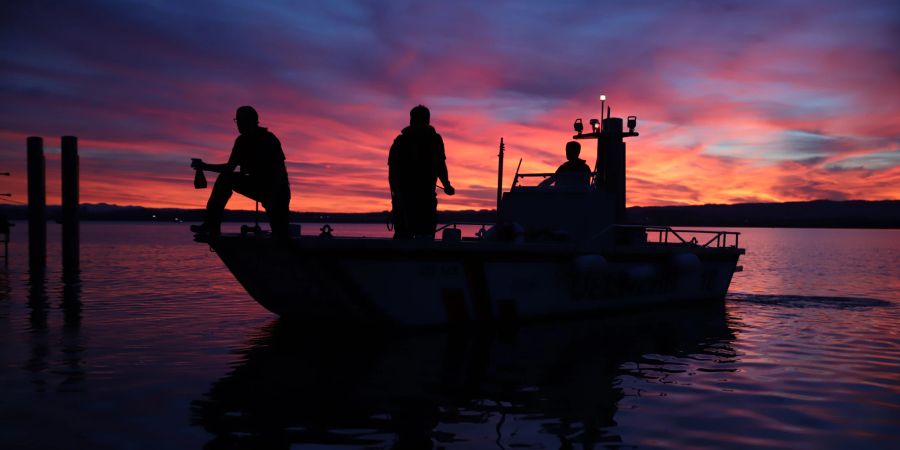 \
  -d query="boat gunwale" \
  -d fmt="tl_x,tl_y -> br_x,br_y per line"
204,233 -> 745,258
